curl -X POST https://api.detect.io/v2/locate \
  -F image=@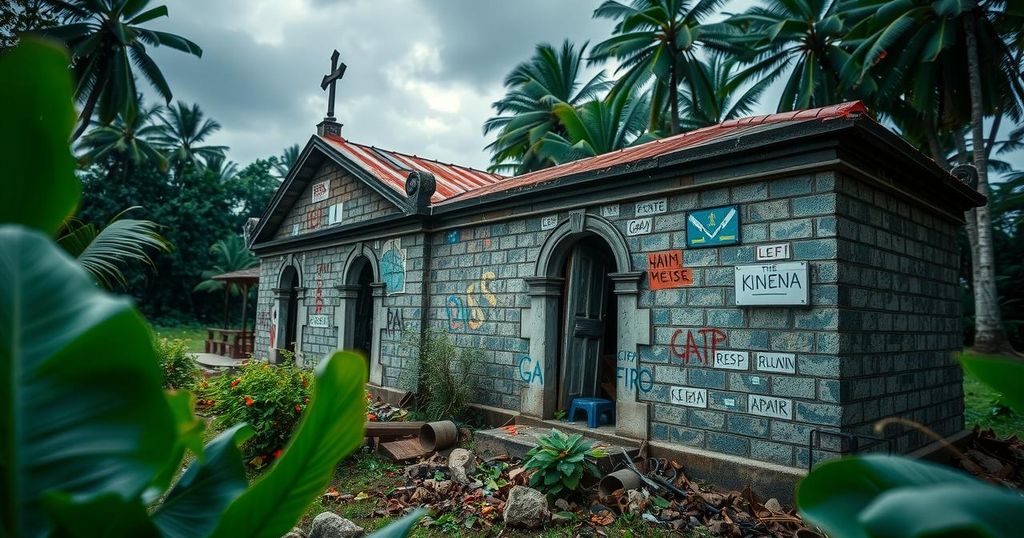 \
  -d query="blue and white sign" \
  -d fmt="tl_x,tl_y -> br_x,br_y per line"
686,205 -> 740,248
